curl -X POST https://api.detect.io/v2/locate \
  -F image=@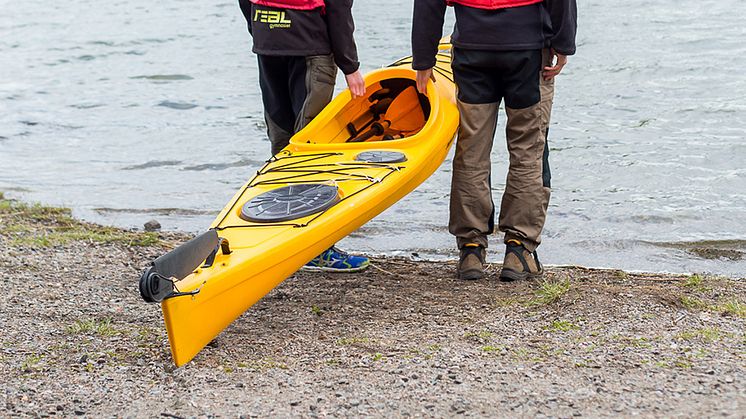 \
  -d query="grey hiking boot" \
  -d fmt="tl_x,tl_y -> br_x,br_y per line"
499,240 -> 543,282
458,243 -> 486,280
